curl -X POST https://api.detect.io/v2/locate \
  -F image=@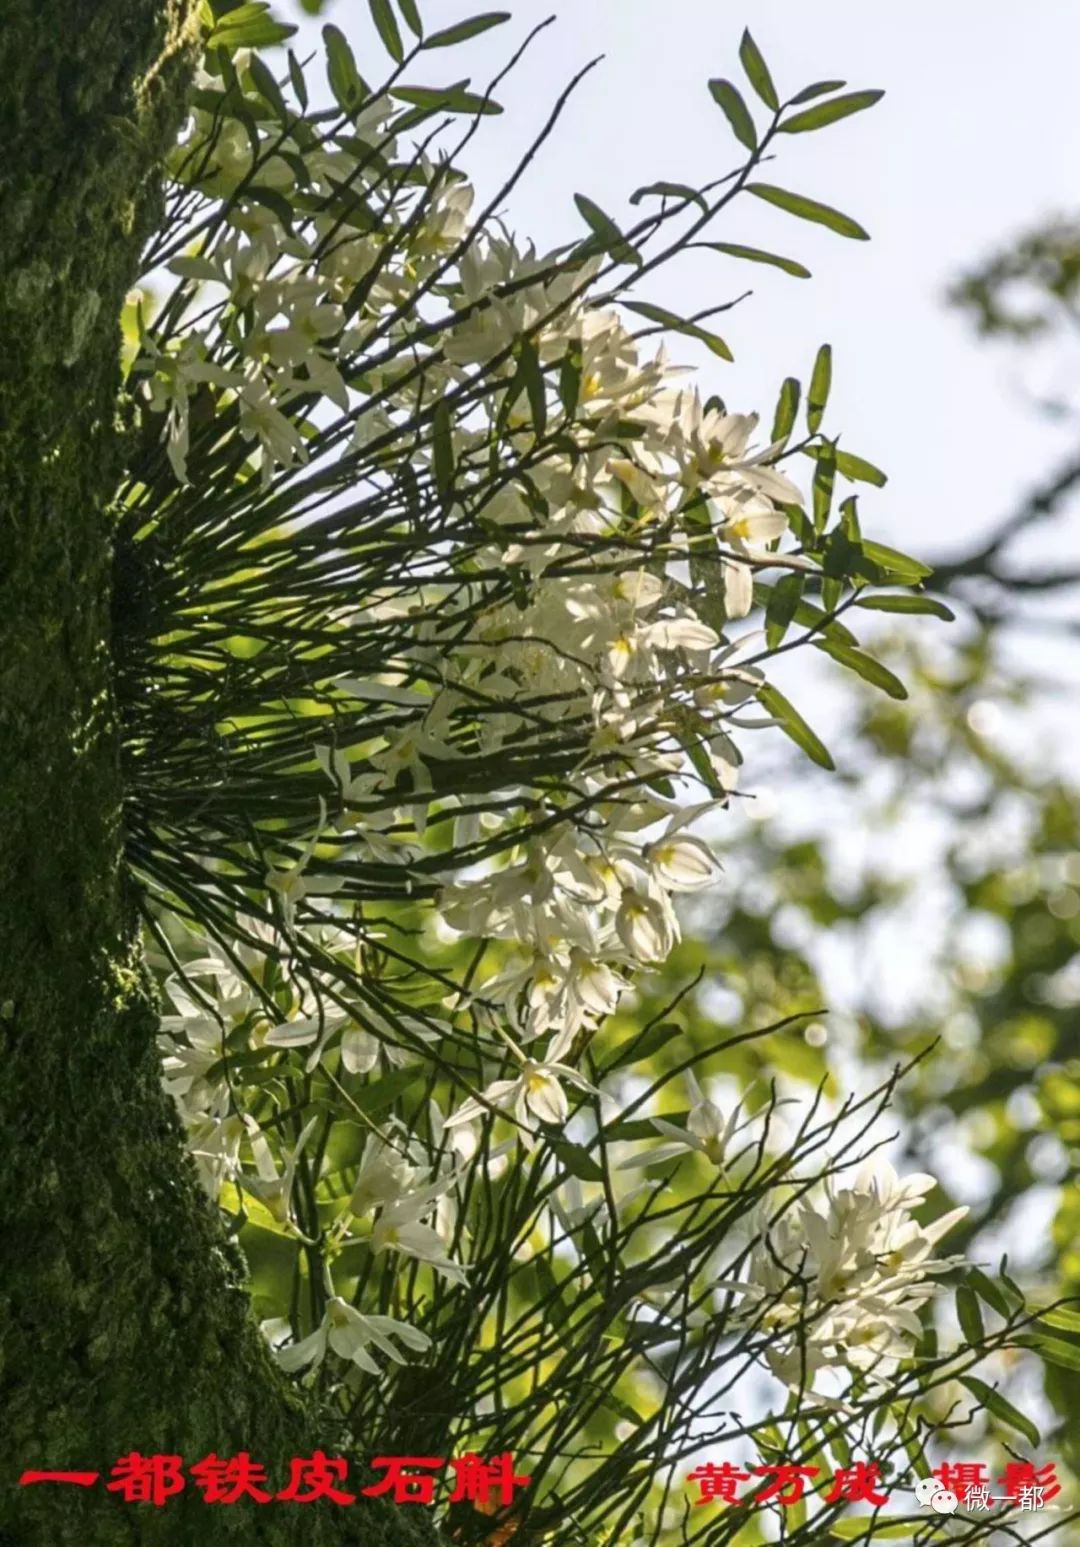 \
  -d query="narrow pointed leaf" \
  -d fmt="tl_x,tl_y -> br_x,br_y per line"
747,183 -> 870,240
853,594 -> 954,620
965,1268 -> 1011,1318
708,78 -> 757,151
324,24 -> 368,112
789,79 -> 847,104
739,29 -> 779,111
247,55 -> 288,123
630,180 -> 708,213
765,573 -> 804,649
858,541 -> 933,584
771,376 -> 801,441
393,82 -> 503,115
757,682 -> 835,770
551,1139 -> 604,1182
1019,1333 -> 1080,1371
956,1285 -> 985,1347
574,194 -> 642,265
369,0 -> 405,62
807,343 -> 832,432
516,340 -> 547,438
835,449 -> 887,486
209,5 -> 297,47
398,0 -> 423,35
287,49 -> 309,110
432,400 -> 455,500
424,12 -> 510,47
960,1376 -> 1040,1447
702,241 -> 810,278
780,89 -> 884,134
559,348 -> 582,417
814,638 -> 908,700
623,300 -> 732,360
1032,1303 -> 1080,1335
